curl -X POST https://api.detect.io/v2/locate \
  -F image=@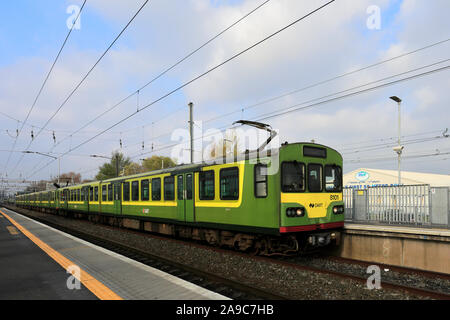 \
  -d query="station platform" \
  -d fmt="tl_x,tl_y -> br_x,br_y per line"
344,223 -> 450,240
333,222 -> 450,274
0,208 -> 227,300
